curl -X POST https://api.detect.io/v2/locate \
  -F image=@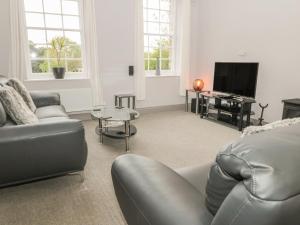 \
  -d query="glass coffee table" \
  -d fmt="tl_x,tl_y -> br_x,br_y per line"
91,106 -> 140,152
